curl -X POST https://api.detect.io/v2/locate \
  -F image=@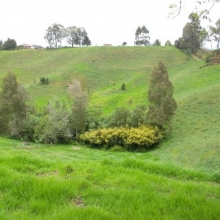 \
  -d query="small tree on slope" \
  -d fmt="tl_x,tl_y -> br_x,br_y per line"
0,72 -> 27,136
68,79 -> 88,139
146,61 -> 177,129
